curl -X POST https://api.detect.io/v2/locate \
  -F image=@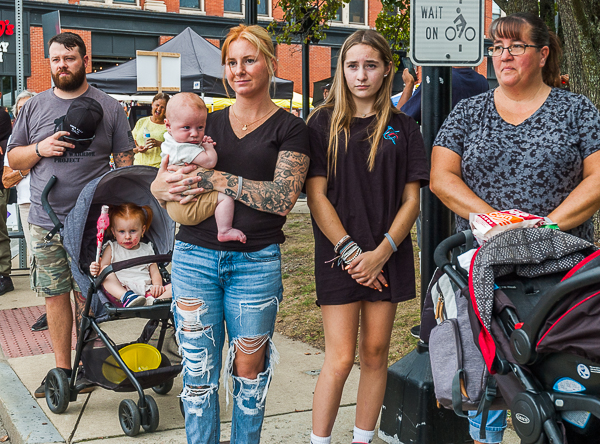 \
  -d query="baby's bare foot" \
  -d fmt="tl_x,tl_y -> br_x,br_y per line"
217,228 -> 247,243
